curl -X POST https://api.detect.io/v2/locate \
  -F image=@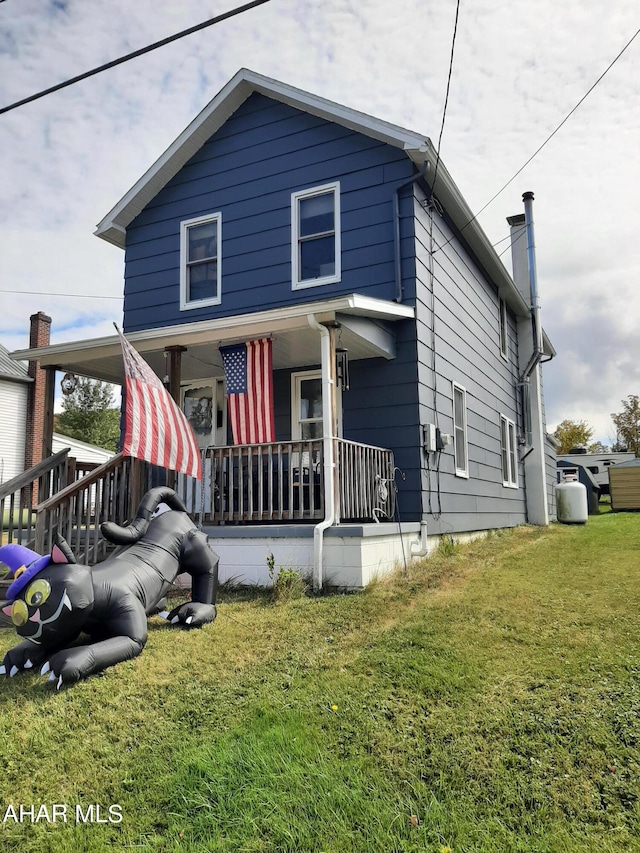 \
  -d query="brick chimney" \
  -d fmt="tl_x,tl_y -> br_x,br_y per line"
24,312 -> 52,472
